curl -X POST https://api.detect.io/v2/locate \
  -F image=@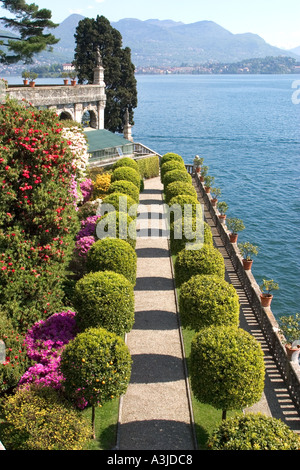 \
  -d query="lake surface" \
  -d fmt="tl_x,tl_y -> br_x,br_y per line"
3,74 -> 300,317
132,74 -> 300,318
